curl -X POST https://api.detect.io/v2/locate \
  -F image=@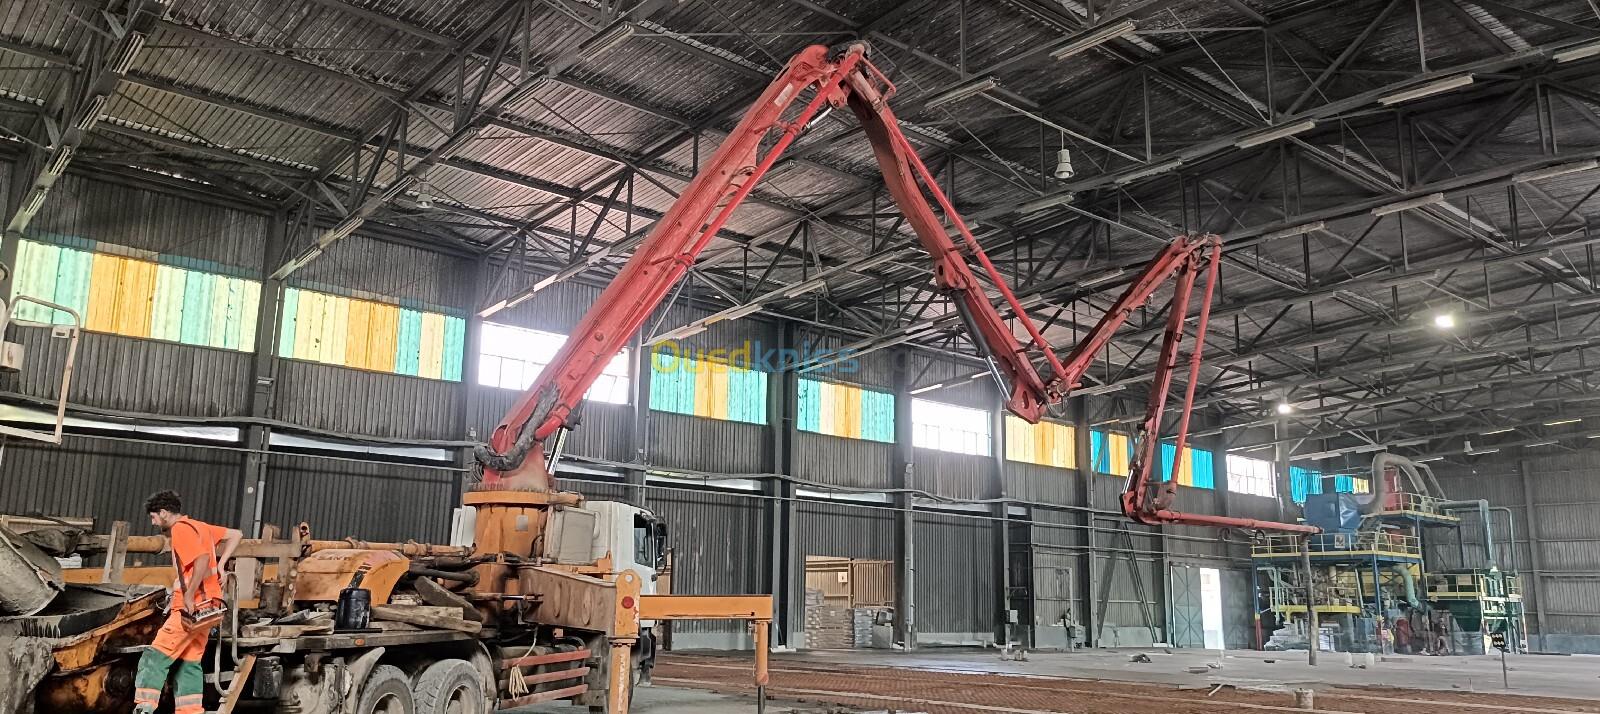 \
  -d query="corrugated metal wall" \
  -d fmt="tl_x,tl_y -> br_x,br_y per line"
0,439 -> 243,537
293,234 -> 473,311
5,327 -> 252,416
1005,461 -> 1078,506
275,359 -> 464,440
915,511 -> 997,637
472,385 -> 634,463
30,173 -> 268,268
650,411 -> 769,475
913,447 -> 992,500
261,454 -> 458,543
1436,451 -> 1600,649
792,431 -> 891,489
